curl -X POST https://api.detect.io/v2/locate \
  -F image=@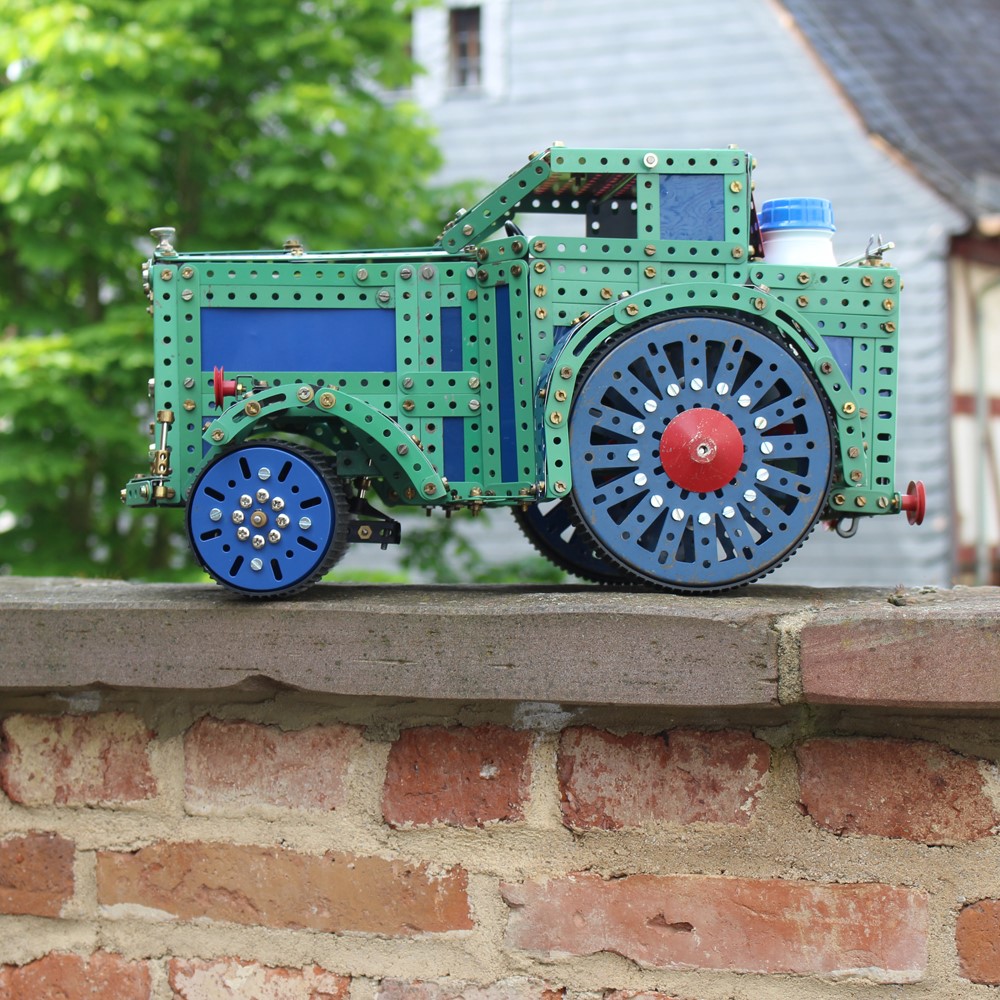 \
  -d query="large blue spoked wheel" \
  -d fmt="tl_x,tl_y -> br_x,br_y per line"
187,440 -> 348,597
568,312 -> 834,591
512,498 -> 627,583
